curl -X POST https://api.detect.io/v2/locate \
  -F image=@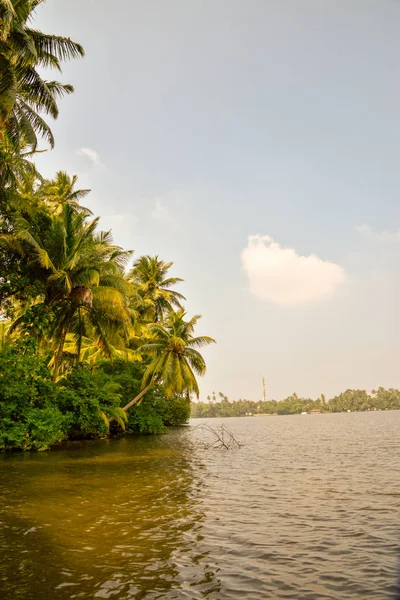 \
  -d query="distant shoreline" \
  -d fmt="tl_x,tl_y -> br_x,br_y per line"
191,408 -> 400,418
191,389 -> 400,419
